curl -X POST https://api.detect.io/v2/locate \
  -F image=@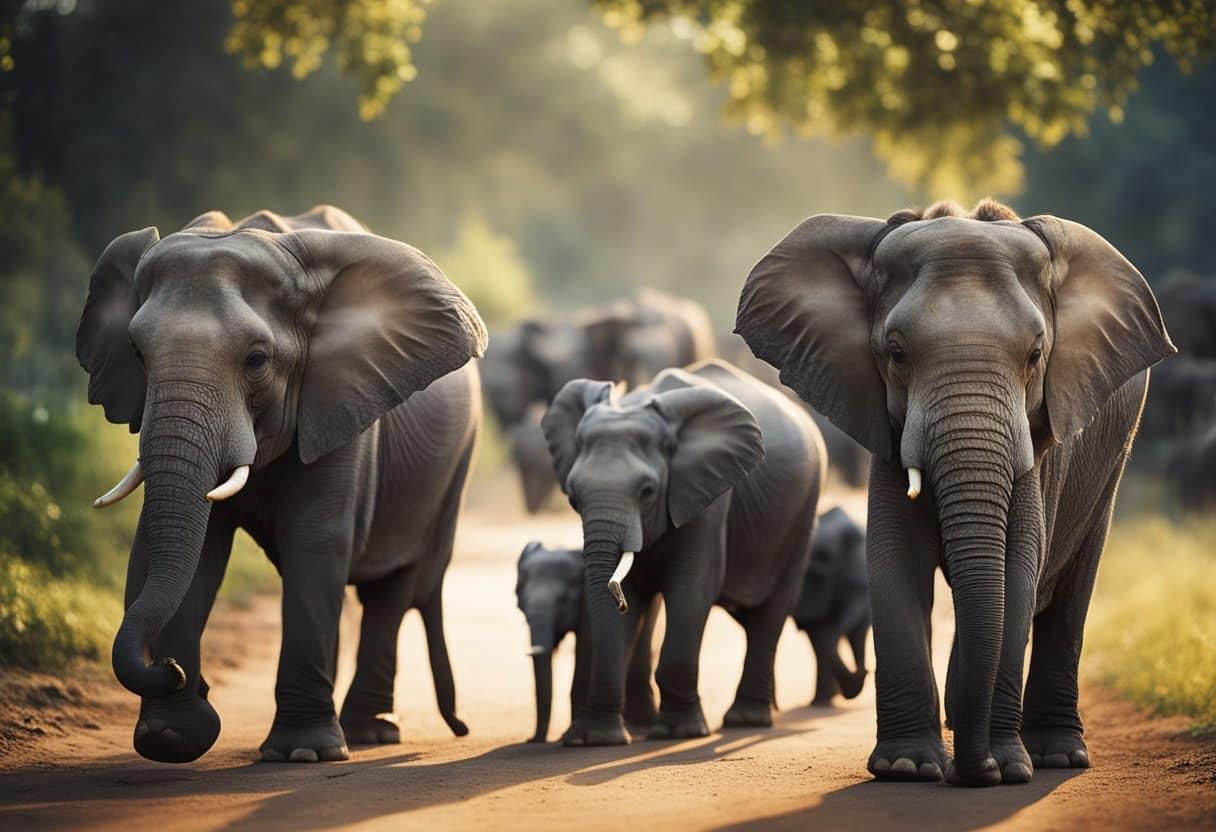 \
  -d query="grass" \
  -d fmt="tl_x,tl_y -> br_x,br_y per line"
1087,515 -> 1216,733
